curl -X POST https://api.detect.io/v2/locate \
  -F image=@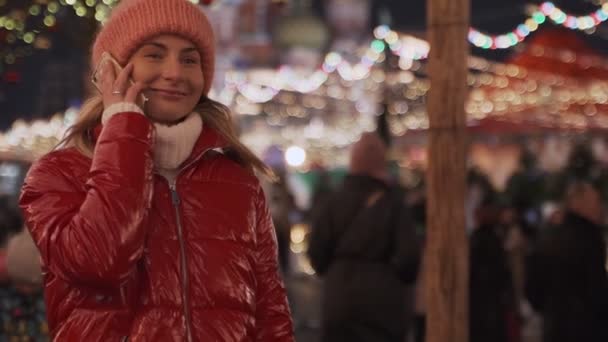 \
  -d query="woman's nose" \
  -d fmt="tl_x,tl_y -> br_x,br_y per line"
160,58 -> 184,80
